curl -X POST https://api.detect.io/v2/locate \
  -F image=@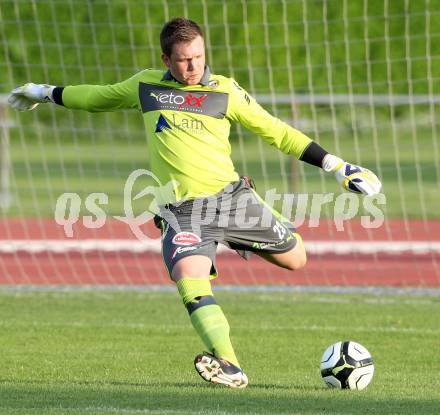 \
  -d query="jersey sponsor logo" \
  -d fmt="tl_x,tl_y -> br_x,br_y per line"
177,93 -> 208,110
149,91 -> 207,109
252,234 -> 293,250
171,245 -> 199,260
171,113 -> 205,133
172,232 -> 202,246
155,114 -> 171,132
139,83 -> 227,119
154,113 -> 206,134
